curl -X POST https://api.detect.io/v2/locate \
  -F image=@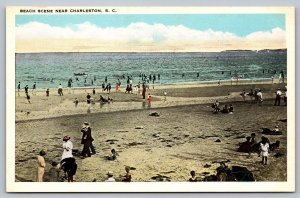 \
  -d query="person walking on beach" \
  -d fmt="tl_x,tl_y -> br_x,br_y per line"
32,82 -> 36,94
36,150 -> 46,182
142,83 -> 146,99
86,93 -> 91,104
274,88 -> 282,106
58,84 -> 63,96
105,76 -> 108,83
17,82 -> 21,95
24,85 -> 29,95
92,88 -> 96,95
